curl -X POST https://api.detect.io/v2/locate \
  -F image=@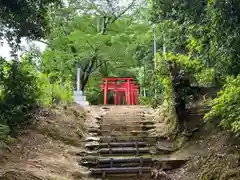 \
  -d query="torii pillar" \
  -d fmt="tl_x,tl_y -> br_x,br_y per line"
104,80 -> 108,105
